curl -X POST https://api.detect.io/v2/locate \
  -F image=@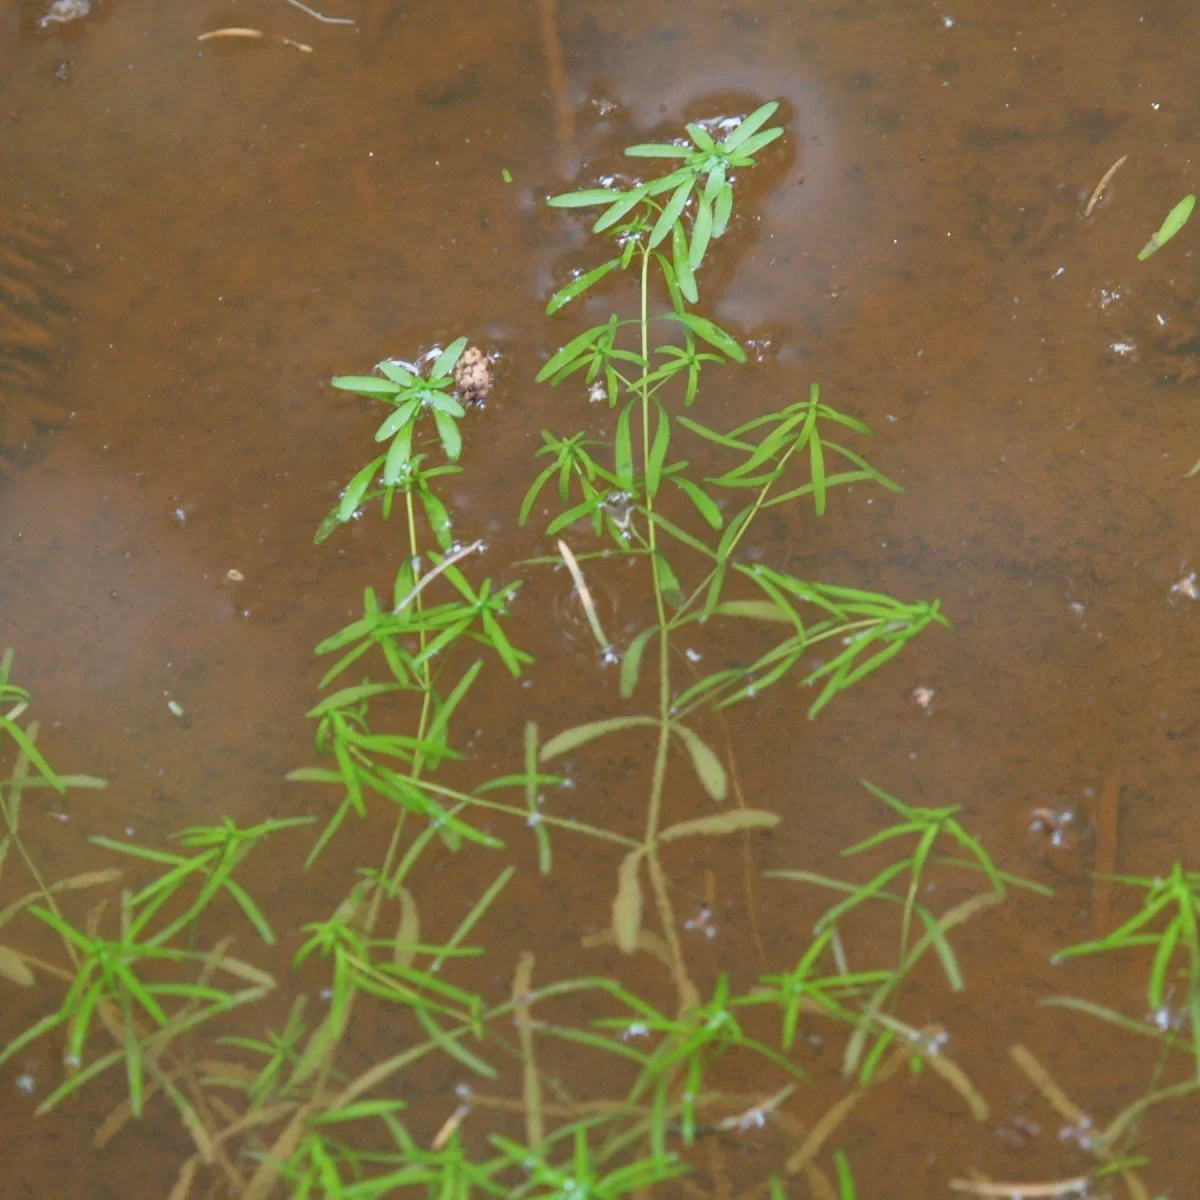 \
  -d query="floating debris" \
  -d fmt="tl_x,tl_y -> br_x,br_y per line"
197,28 -> 313,52
1082,154 -> 1127,218
1170,571 -> 1198,600
453,345 -> 494,403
